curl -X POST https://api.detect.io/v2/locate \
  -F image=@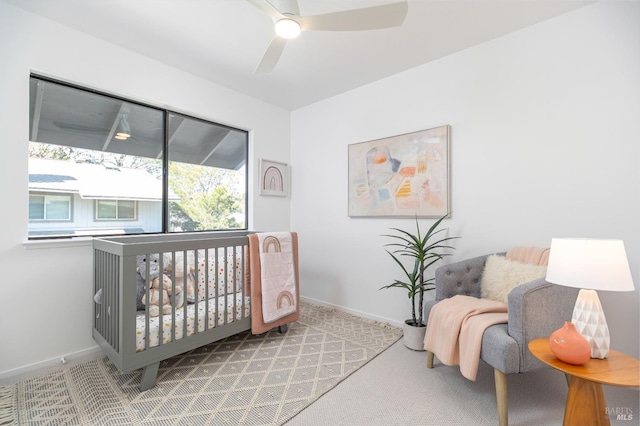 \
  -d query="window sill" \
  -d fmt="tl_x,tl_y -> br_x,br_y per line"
23,237 -> 93,250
